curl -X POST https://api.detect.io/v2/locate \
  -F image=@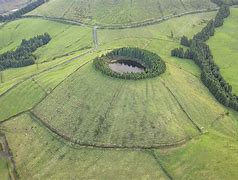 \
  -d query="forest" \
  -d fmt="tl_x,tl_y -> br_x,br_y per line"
0,33 -> 51,70
211,0 -> 238,6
